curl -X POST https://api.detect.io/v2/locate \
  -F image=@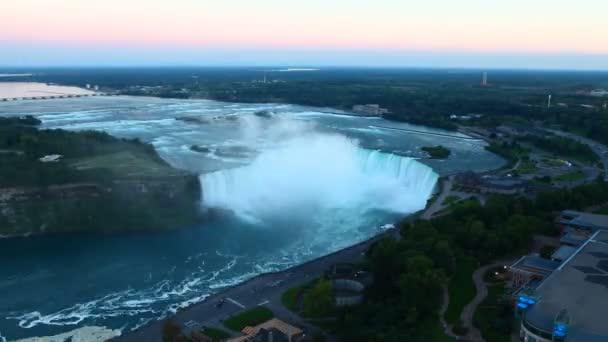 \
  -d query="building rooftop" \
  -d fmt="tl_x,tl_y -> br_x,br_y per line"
484,177 -> 527,190
551,245 -> 578,262
560,229 -> 592,246
558,210 -> 608,231
524,230 -> 608,341
233,318 -> 303,342
510,255 -> 561,277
